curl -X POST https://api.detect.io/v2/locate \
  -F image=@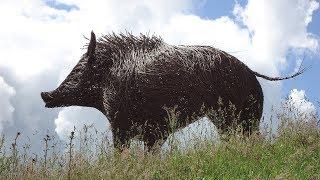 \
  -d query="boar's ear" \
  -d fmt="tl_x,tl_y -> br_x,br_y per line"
87,31 -> 96,63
